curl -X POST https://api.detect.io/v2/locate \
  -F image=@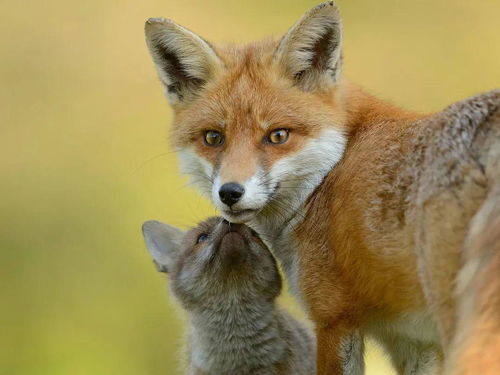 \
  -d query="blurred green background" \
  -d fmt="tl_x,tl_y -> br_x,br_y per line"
1,0 -> 499,374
